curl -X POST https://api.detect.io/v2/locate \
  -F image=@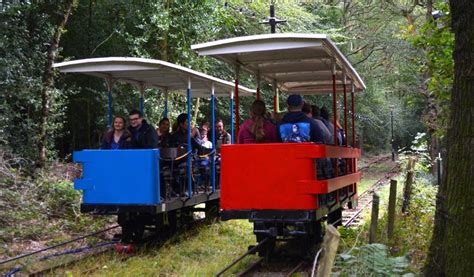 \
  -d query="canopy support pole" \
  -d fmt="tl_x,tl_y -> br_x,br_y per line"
234,66 -> 240,141
332,61 -> 338,177
272,80 -> 278,113
351,82 -> 356,147
343,74 -> 349,174
163,90 -> 169,118
187,78 -> 192,198
343,75 -> 348,146
105,78 -> 115,128
139,83 -> 145,115
256,73 -> 261,100
230,90 -> 234,144
211,83 -> 216,193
